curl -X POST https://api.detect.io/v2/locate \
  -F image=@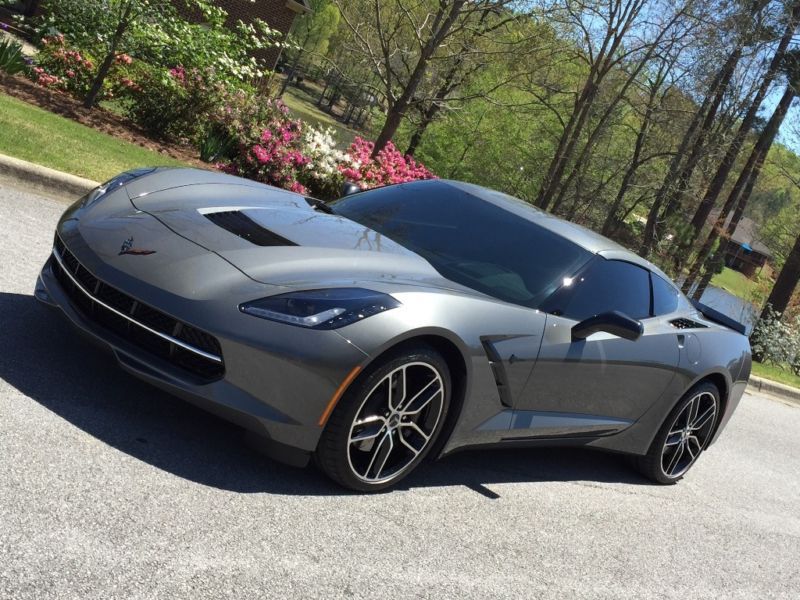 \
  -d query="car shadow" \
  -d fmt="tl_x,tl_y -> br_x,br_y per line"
0,292 -> 648,496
